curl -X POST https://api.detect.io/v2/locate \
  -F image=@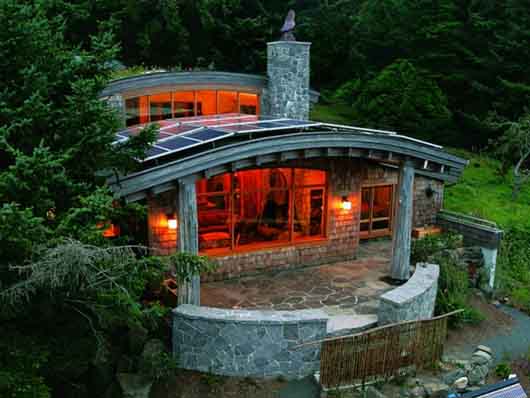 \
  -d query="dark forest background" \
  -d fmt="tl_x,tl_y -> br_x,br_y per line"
1,2 -> 530,398
46,0 -> 530,148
